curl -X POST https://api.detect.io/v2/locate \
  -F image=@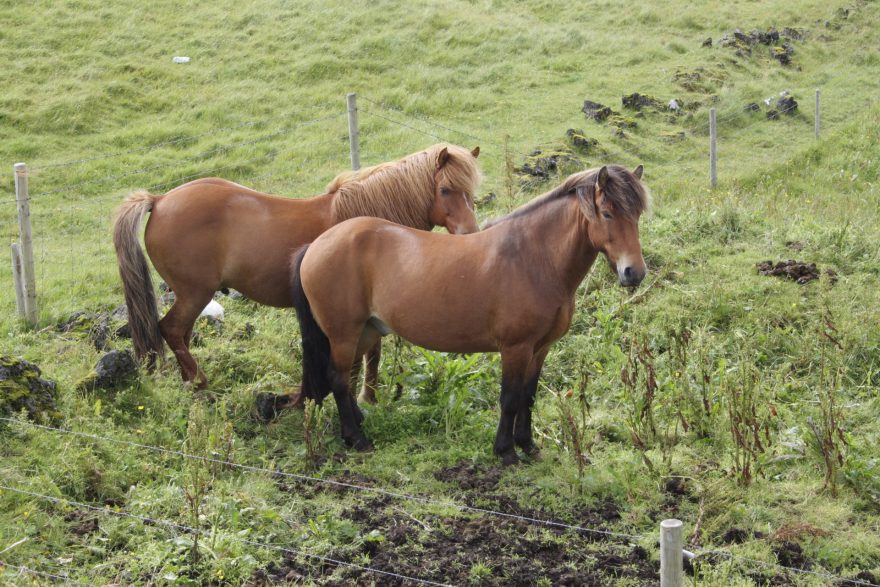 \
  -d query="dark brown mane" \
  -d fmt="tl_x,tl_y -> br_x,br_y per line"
484,165 -> 650,228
